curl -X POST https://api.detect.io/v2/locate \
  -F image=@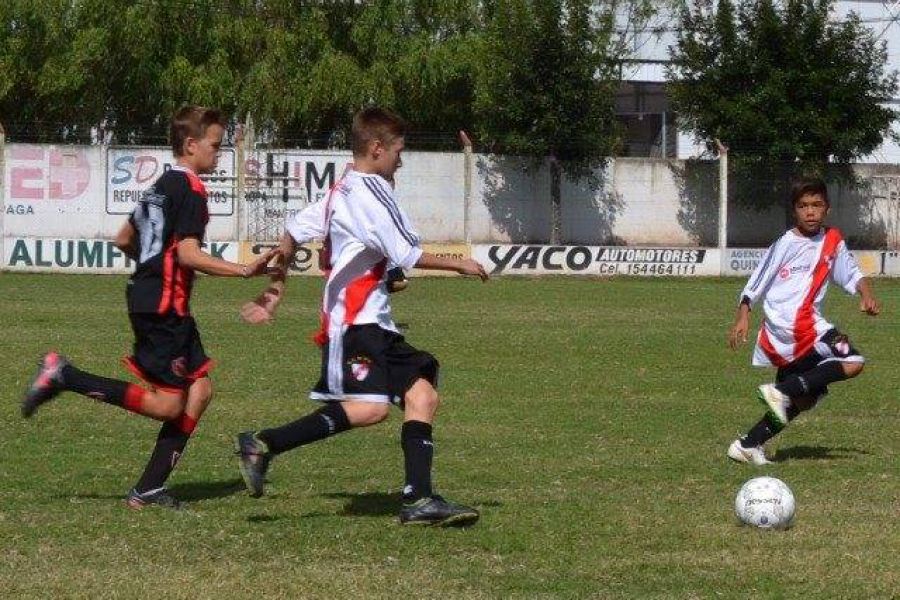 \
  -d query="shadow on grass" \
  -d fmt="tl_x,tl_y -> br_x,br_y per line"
303,491 -> 503,519
59,478 -> 246,502
773,445 -> 871,461
322,491 -> 399,517
168,478 -> 246,501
